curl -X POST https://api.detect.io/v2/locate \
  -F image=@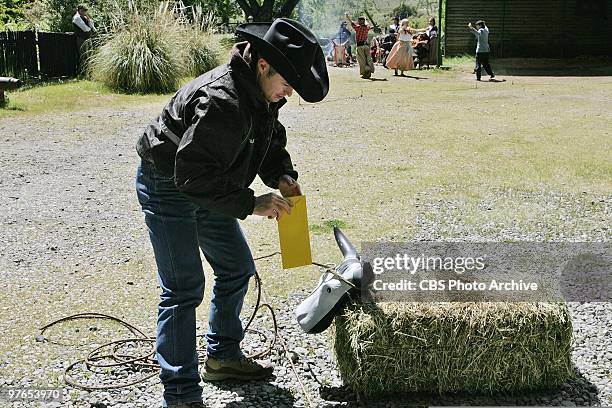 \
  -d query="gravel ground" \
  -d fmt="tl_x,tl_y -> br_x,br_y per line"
0,70 -> 610,407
